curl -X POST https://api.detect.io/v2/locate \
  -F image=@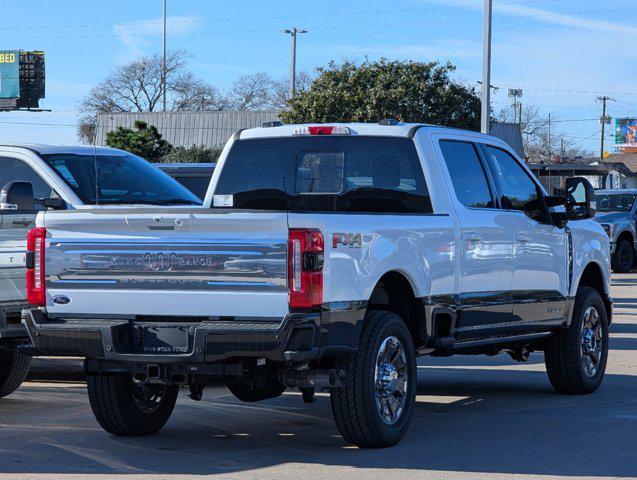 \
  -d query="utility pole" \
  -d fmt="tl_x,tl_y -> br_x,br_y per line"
162,0 -> 167,112
547,113 -> 552,162
598,96 -> 614,161
283,28 -> 307,97
481,0 -> 493,134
